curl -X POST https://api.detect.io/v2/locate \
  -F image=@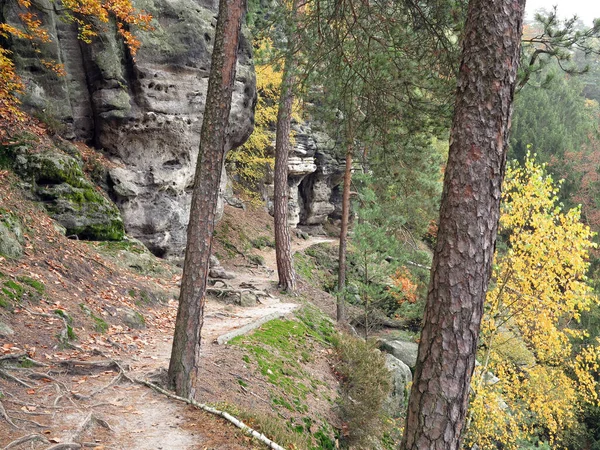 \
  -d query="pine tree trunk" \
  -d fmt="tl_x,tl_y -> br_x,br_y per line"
168,0 -> 246,399
273,18 -> 297,293
400,0 -> 525,448
337,140 -> 353,323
